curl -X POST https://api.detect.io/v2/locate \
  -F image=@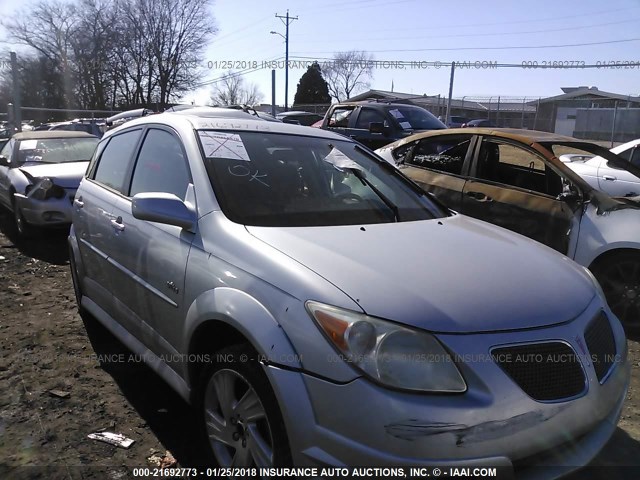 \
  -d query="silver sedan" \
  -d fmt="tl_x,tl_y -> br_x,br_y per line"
0,130 -> 98,236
